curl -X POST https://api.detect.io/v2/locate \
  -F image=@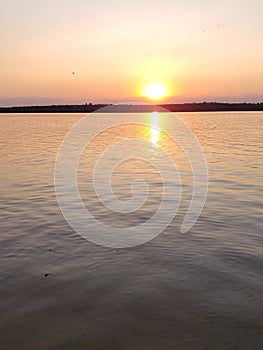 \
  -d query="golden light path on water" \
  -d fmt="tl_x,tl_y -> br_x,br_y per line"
144,112 -> 161,146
